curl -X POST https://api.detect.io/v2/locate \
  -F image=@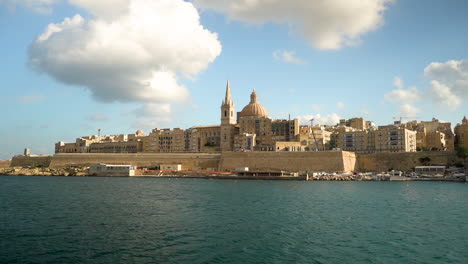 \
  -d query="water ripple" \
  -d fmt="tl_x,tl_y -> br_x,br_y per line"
1,177 -> 467,263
